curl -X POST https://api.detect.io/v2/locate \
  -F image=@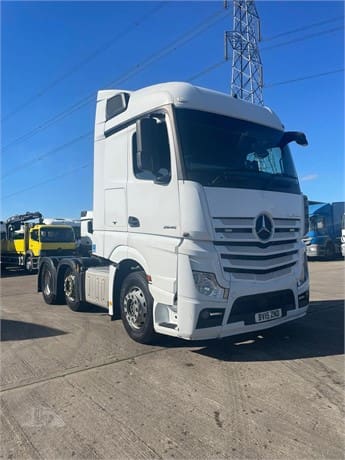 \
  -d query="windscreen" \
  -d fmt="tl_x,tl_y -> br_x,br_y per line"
40,227 -> 75,243
309,215 -> 325,232
175,108 -> 300,194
